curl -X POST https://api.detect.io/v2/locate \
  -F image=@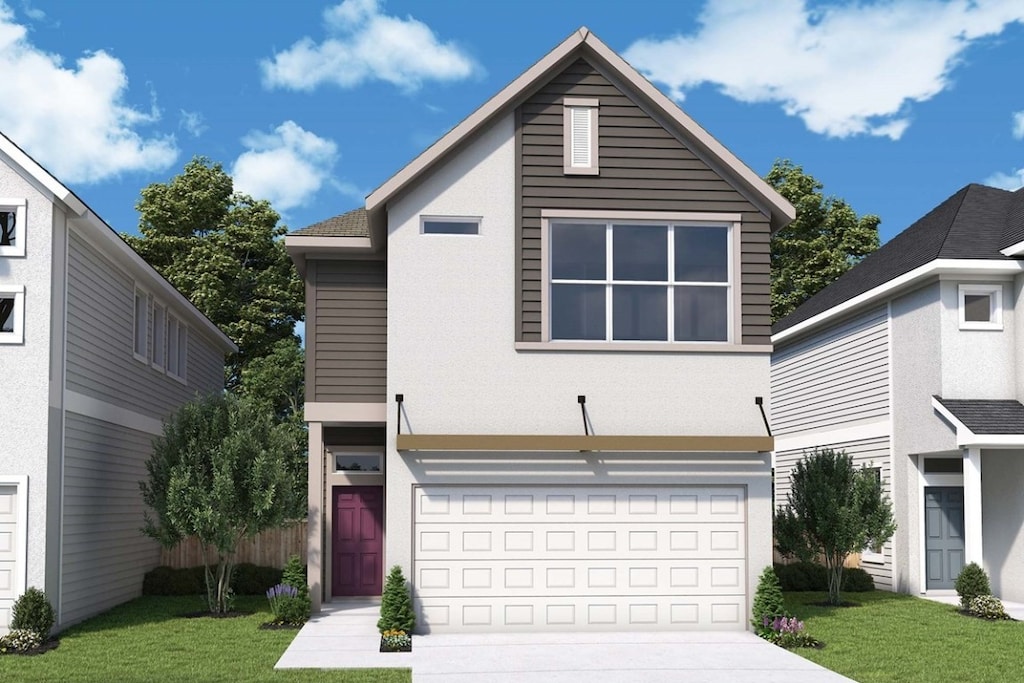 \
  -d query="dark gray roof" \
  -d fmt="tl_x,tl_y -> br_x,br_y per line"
935,396 -> 1024,435
292,207 -> 368,237
774,184 -> 1024,335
